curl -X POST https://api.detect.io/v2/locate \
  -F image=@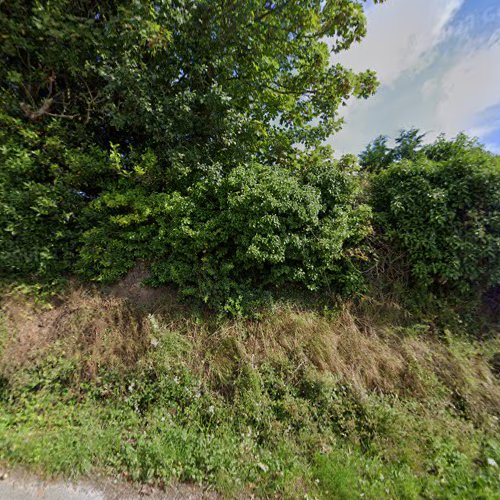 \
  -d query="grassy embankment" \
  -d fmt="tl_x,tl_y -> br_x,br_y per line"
0,280 -> 499,498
